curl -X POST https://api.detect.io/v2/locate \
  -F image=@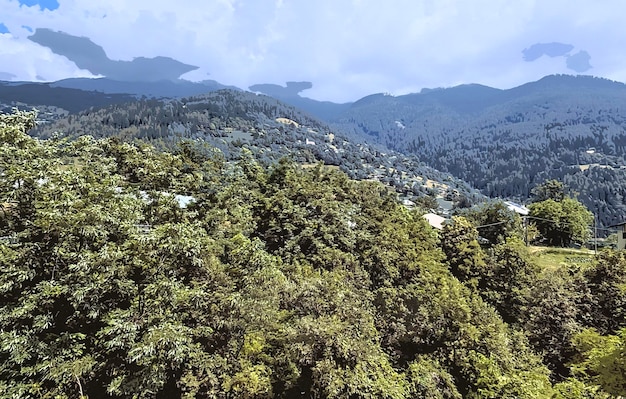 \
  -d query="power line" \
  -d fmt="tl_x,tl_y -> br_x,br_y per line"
523,215 -> 617,233
475,220 -> 508,229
